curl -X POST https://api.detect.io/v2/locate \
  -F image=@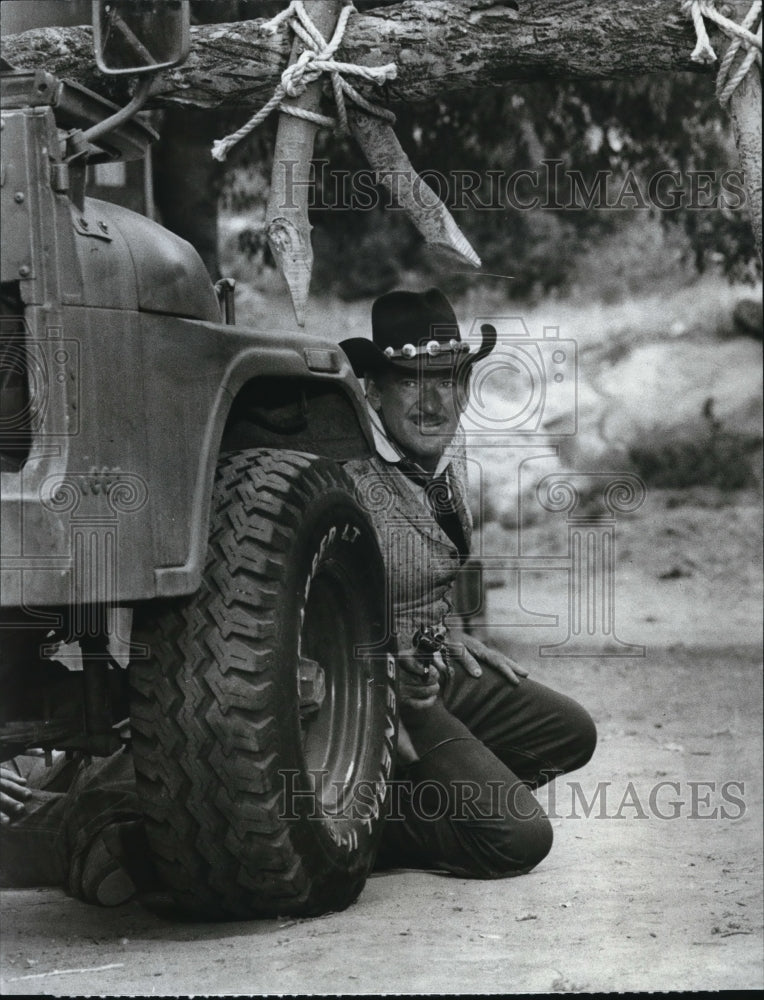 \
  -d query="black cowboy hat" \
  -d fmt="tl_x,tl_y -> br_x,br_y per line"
340,288 -> 496,376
